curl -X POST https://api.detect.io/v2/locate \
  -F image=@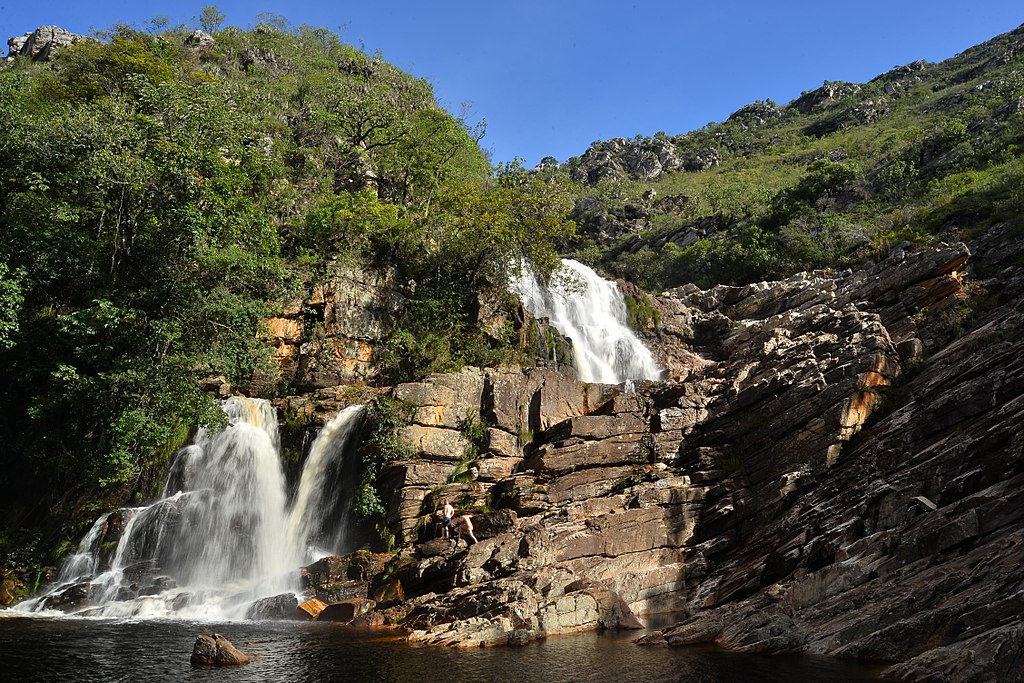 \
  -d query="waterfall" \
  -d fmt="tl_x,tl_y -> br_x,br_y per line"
15,397 -> 365,620
53,514 -> 110,584
511,259 -> 662,384
288,405 -> 366,564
